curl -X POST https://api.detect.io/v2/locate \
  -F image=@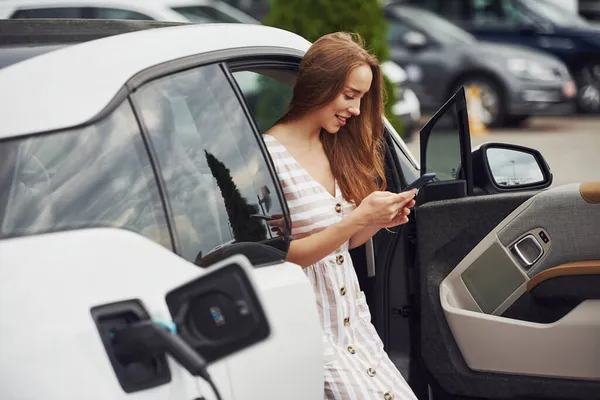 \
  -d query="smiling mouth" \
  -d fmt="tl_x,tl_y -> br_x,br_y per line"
336,115 -> 348,125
